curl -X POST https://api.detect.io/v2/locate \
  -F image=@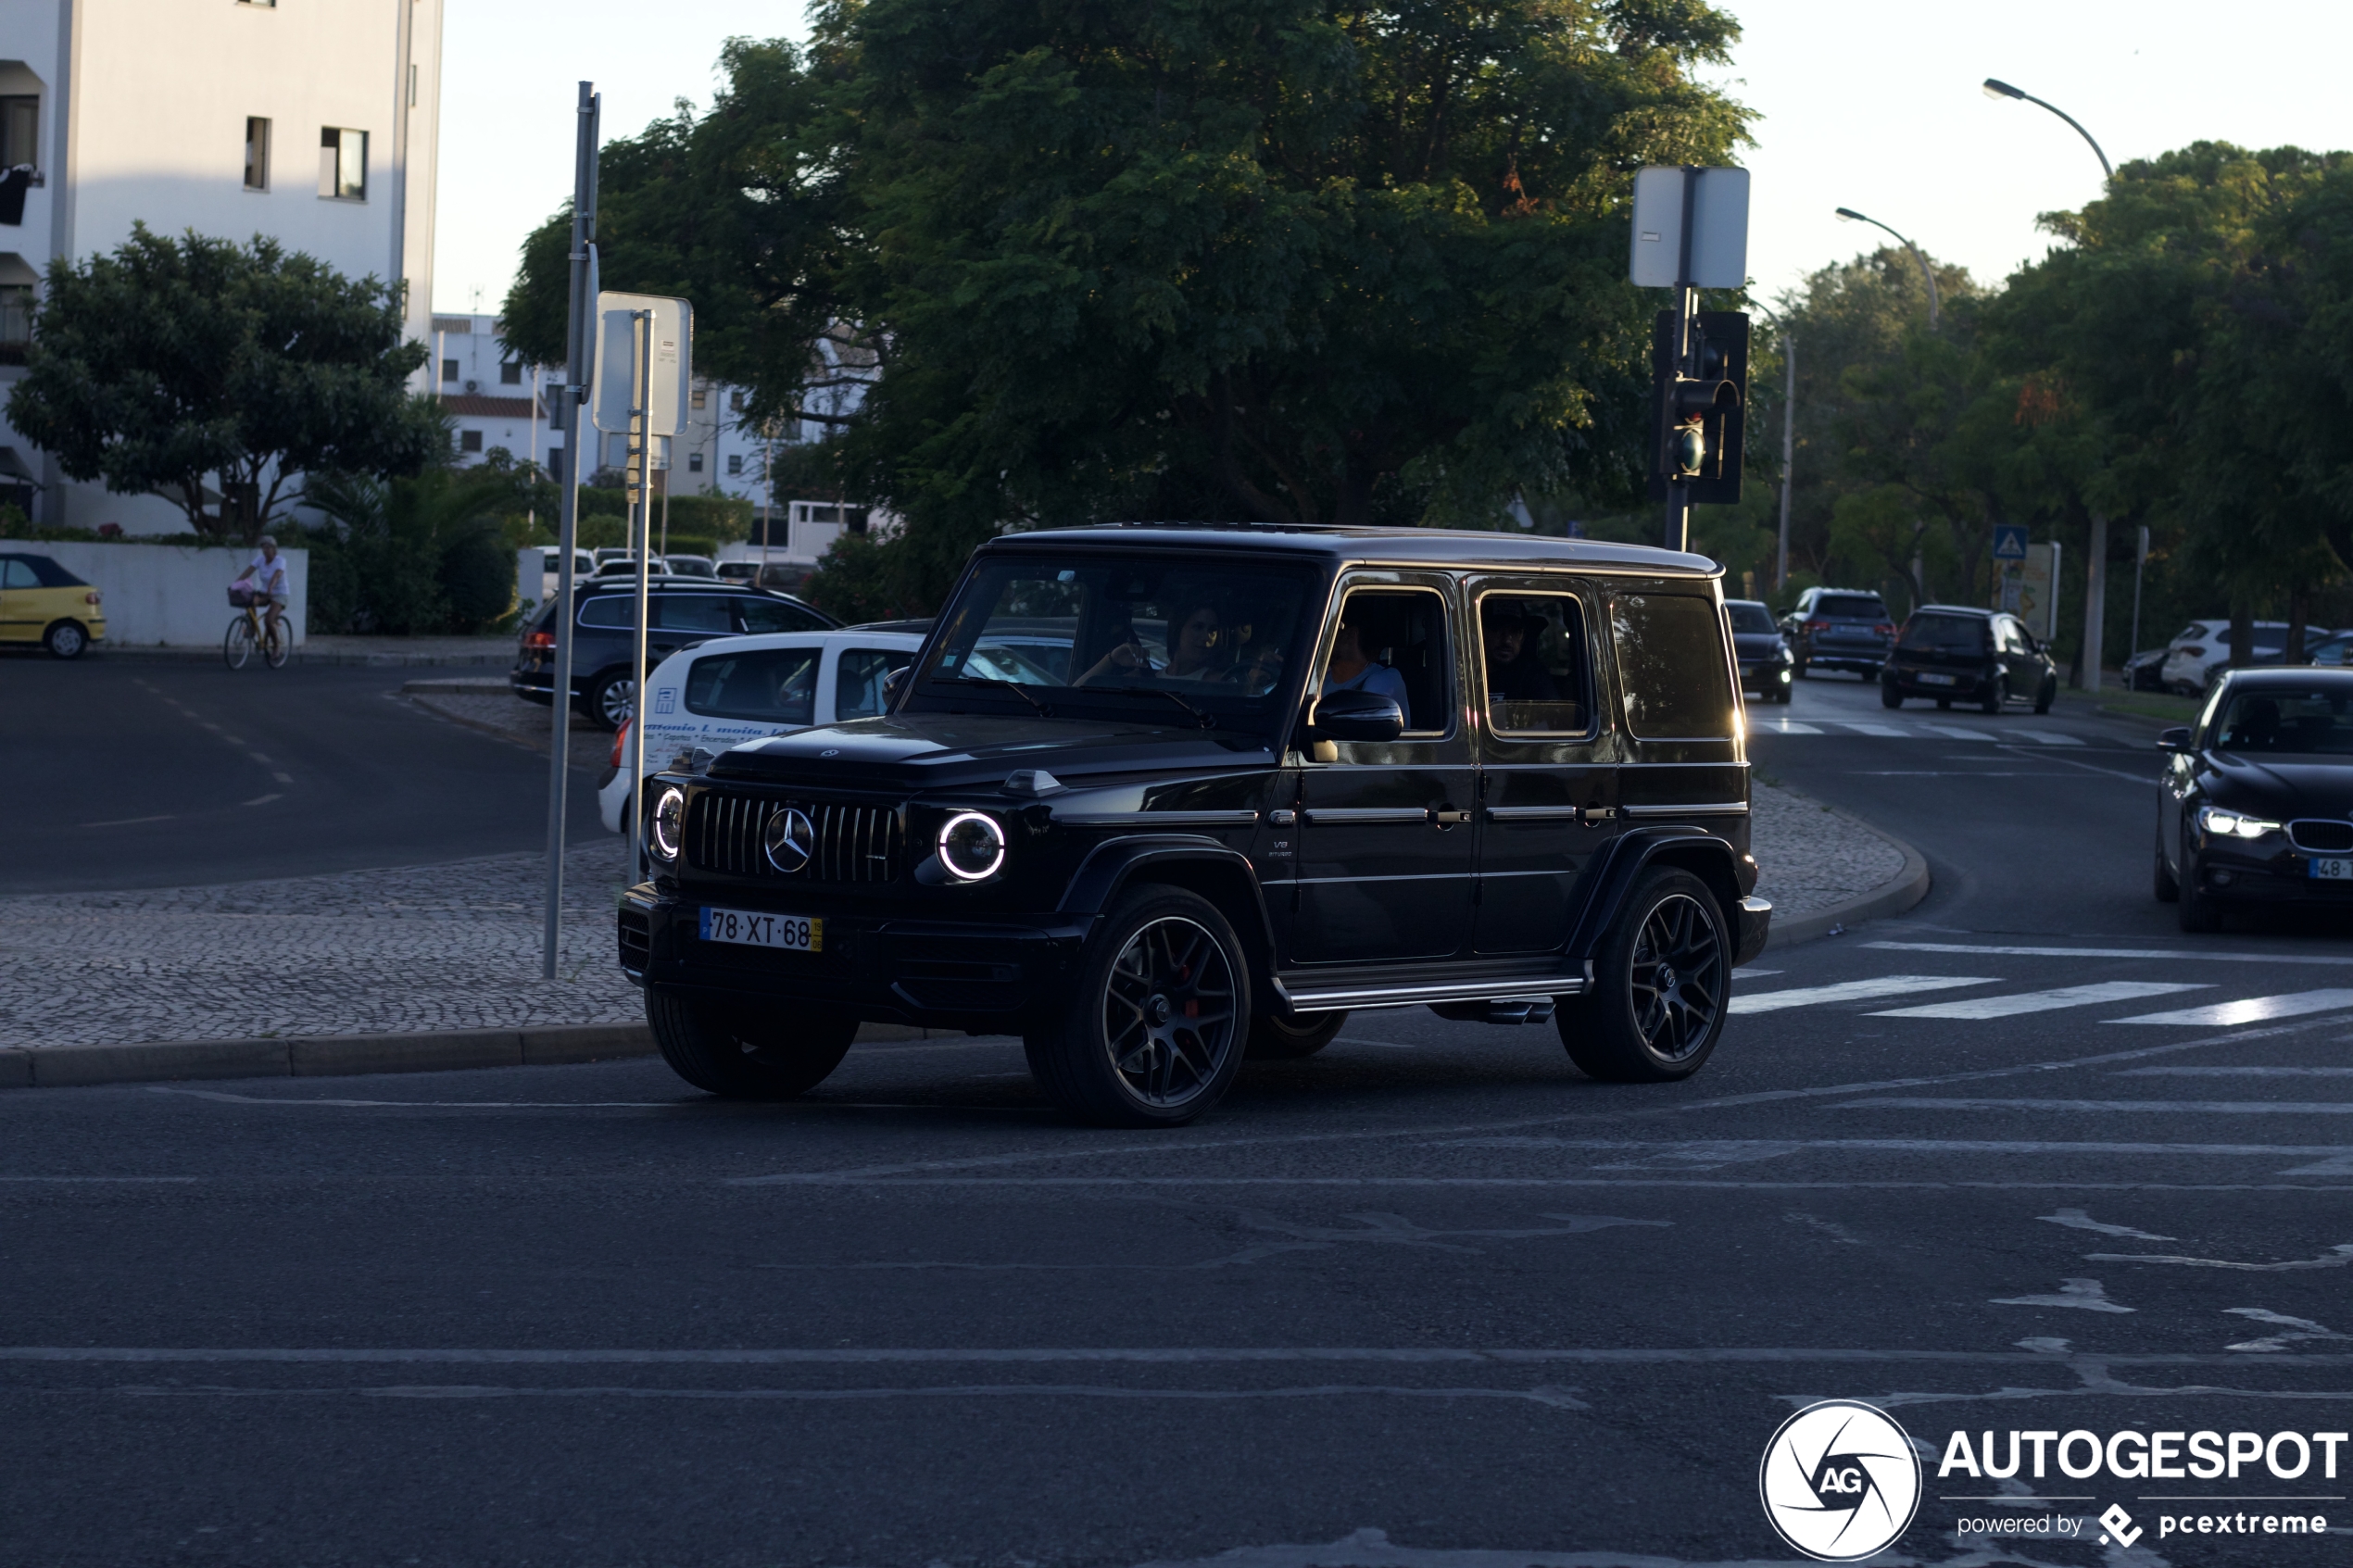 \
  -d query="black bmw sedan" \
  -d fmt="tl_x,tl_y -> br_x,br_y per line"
2158,669 -> 2353,931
